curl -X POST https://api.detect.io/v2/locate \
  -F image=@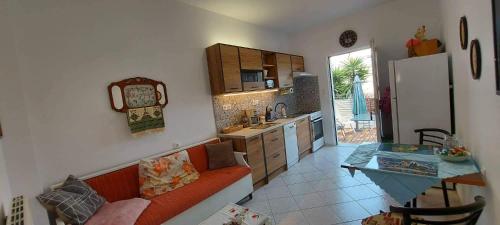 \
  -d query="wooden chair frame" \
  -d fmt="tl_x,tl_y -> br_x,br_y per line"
390,196 -> 485,225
